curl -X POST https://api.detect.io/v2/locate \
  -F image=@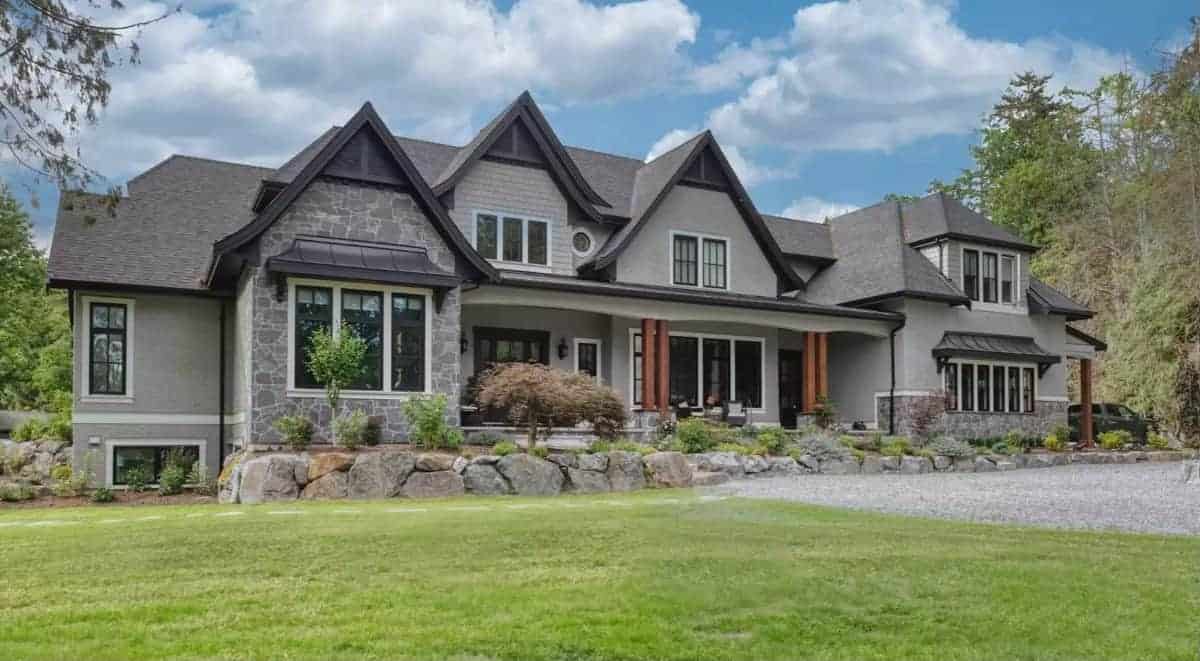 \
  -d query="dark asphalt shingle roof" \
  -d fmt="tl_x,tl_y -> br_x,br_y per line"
901,193 -> 1037,251
802,201 -> 968,306
1028,277 -> 1093,319
49,155 -> 268,291
762,215 -> 833,261
932,331 -> 1060,364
